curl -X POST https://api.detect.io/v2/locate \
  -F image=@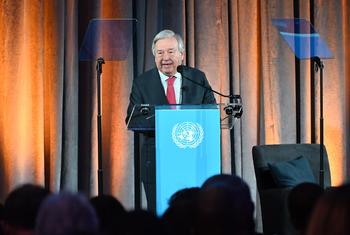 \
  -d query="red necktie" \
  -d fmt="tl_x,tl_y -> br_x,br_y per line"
166,76 -> 176,104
